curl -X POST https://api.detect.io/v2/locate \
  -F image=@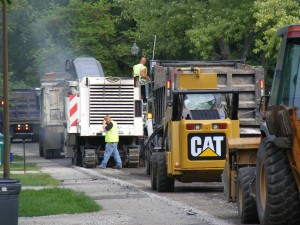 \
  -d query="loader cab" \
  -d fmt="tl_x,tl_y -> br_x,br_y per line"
184,94 -> 218,110
182,93 -> 226,120
268,25 -> 300,116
